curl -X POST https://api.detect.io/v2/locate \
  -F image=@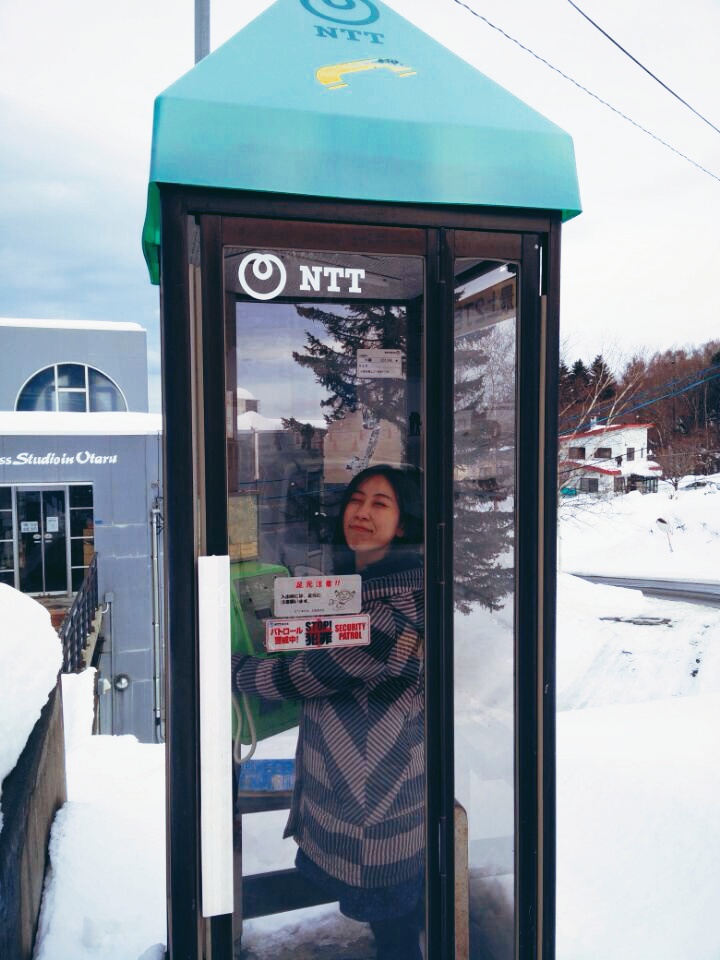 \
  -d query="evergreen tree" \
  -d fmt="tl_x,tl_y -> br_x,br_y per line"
589,354 -> 616,402
292,302 -> 409,438
292,299 -> 513,611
